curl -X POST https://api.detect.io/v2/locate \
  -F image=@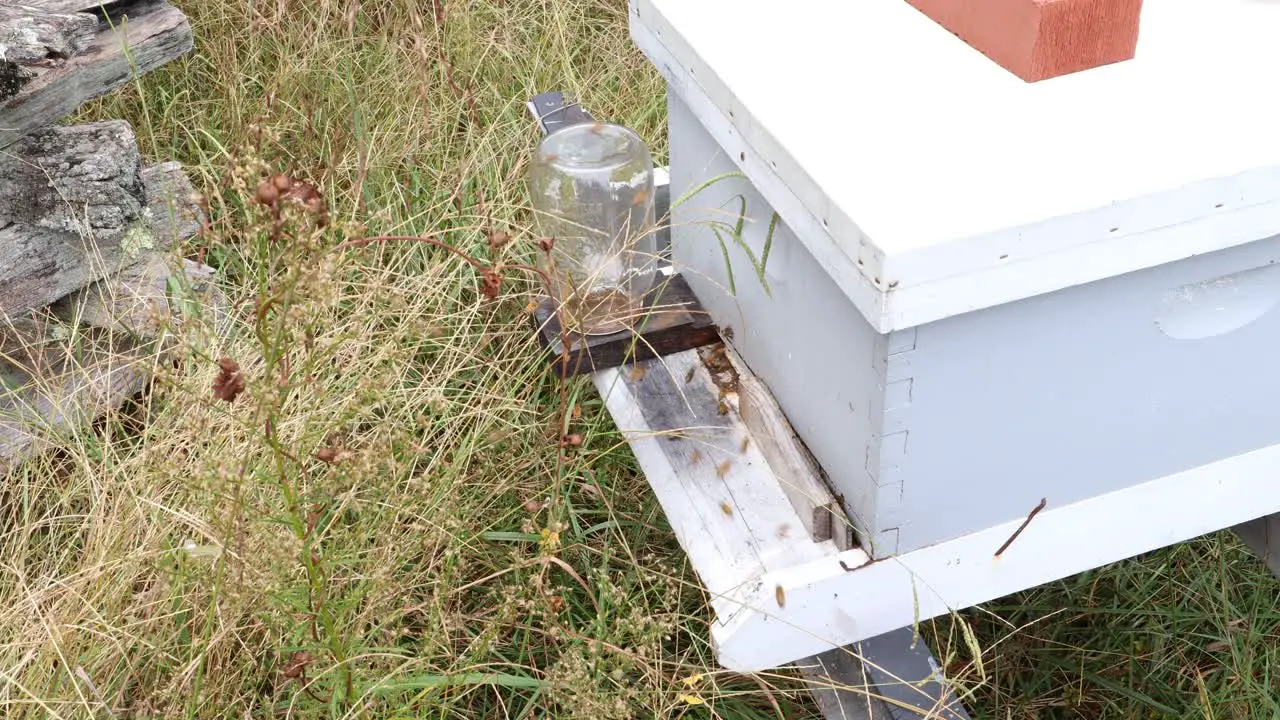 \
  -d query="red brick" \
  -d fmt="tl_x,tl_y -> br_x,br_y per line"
906,0 -> 1144,82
